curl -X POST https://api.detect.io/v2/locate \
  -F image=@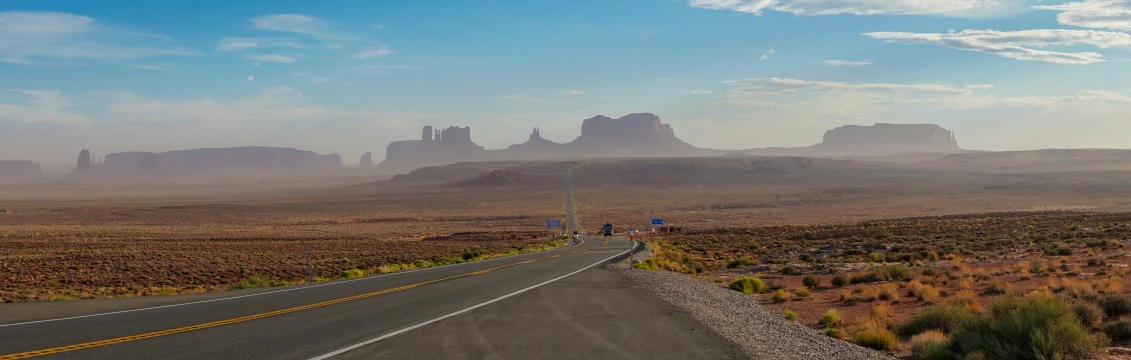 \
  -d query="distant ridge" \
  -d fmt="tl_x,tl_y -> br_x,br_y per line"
376,114 -> 963,173
378,113 -> 714,173
71,146 -> 342,178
